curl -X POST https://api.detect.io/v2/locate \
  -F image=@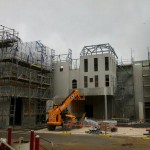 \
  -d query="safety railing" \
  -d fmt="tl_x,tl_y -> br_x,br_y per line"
0,127 -> 54,150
